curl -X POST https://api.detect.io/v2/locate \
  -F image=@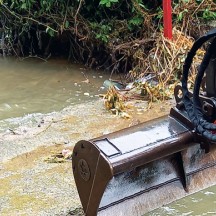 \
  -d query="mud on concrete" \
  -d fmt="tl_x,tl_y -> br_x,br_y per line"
0,99 -> 173,215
